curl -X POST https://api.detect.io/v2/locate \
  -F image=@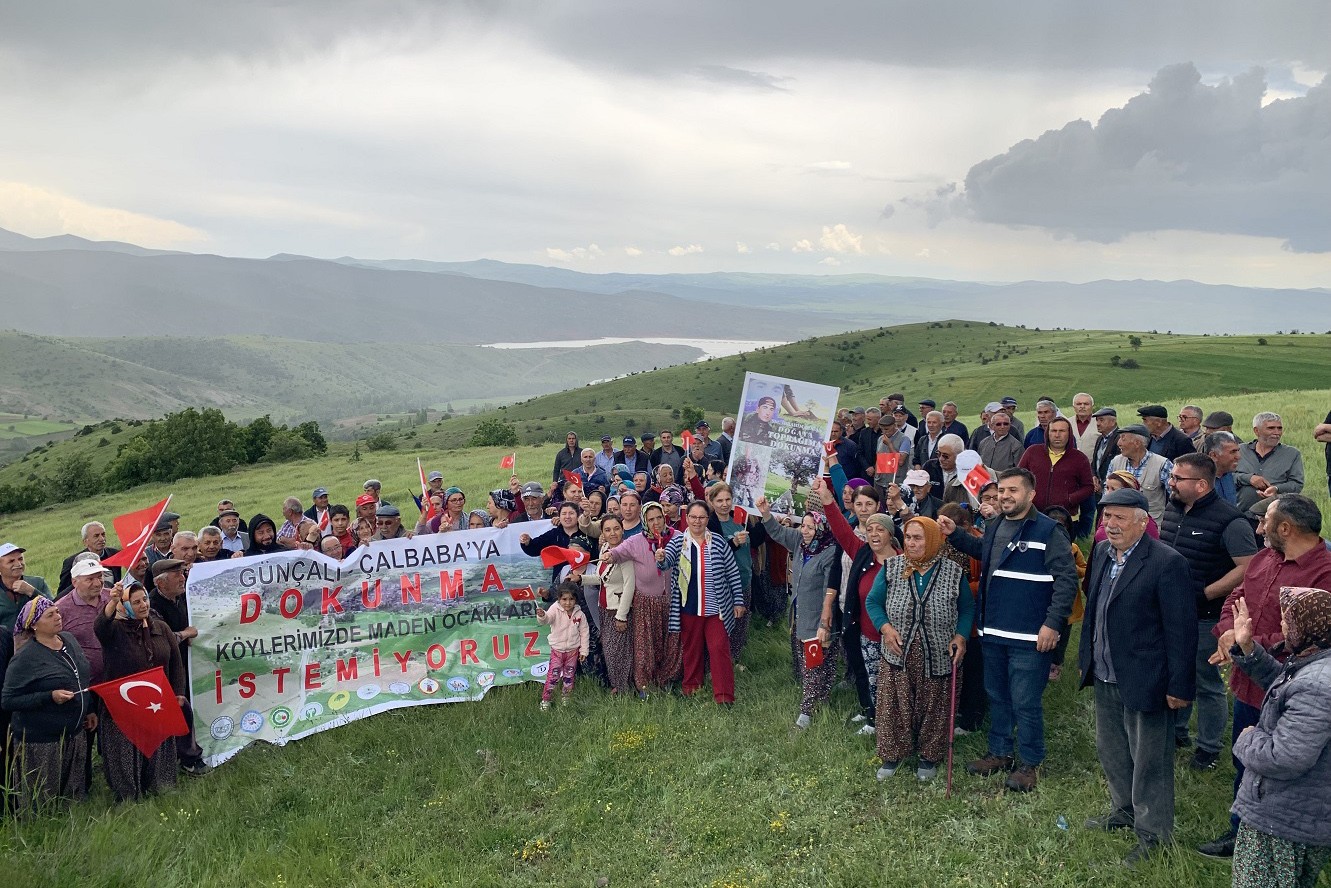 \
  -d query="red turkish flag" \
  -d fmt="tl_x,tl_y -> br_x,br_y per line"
802,638 -> 825,669
876,451 -> 901,476
100,497 -> 172,569
962,464 -> 992,500
823,441 -> 837,457
680,430 -> 695,451
500,453 -> 516,470
731,505 -> 748,524
540,546 -> 591,571
90,666 -> 189,758
508,585 -> 536,601
561,470 -> 583,489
